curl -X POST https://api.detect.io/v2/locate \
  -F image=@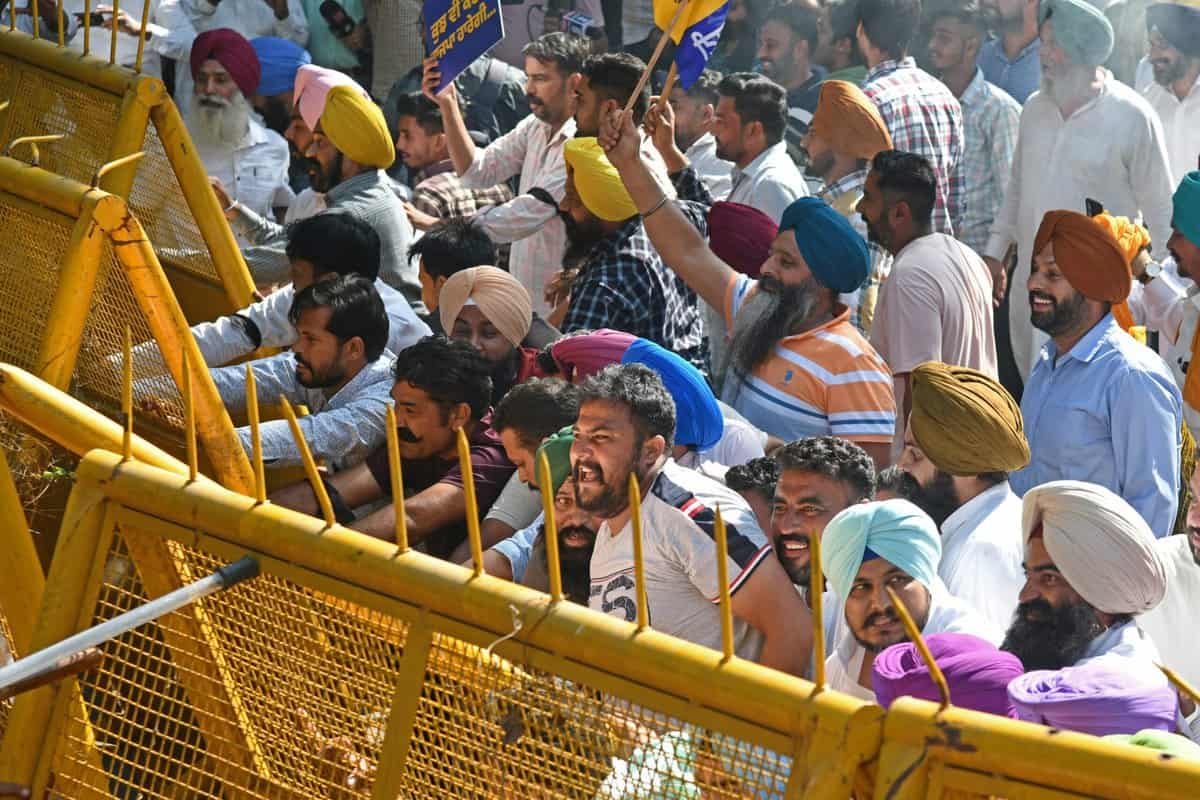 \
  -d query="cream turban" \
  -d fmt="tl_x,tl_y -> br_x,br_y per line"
438,266 -> 532,348
1022,481 -> 1167,615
